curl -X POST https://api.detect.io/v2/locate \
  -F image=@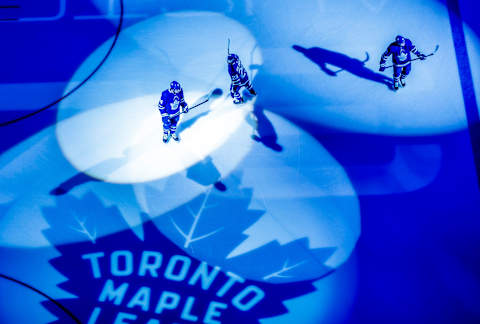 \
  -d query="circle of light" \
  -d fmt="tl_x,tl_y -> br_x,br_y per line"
56,12 -> 263,183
